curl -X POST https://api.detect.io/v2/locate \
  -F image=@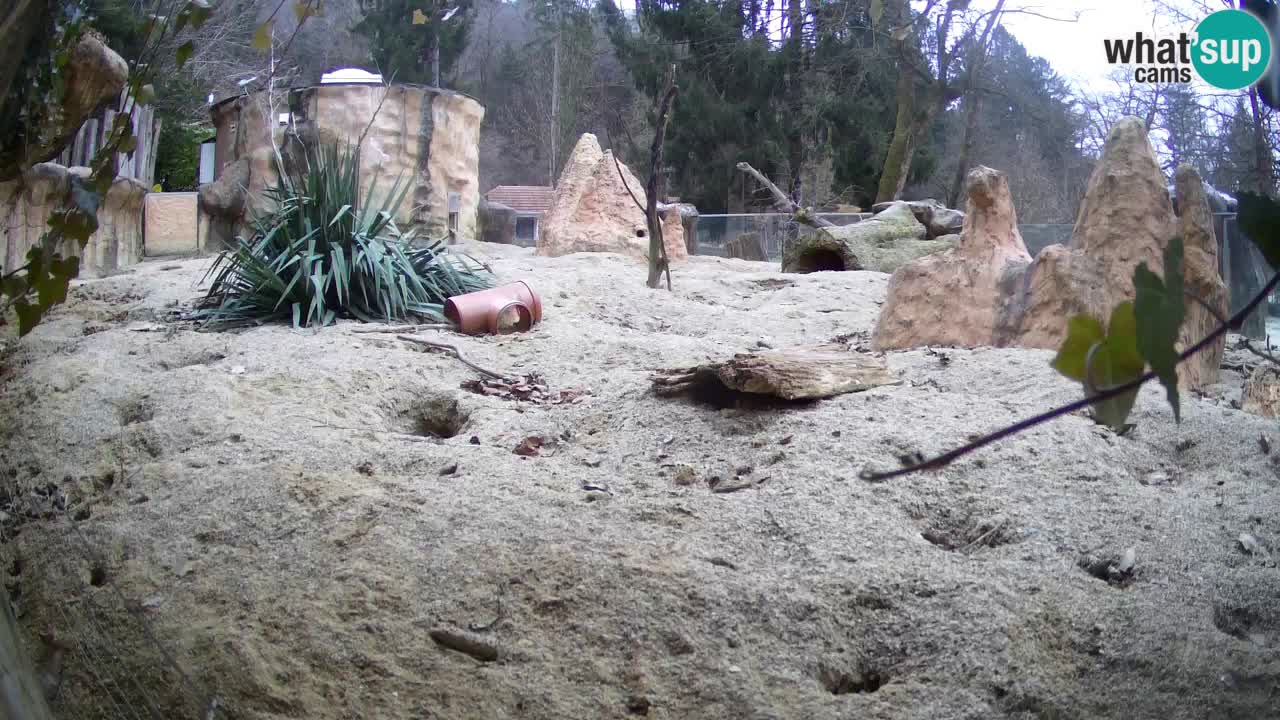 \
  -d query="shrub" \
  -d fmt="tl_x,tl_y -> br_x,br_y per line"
197,143 -> 491,328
